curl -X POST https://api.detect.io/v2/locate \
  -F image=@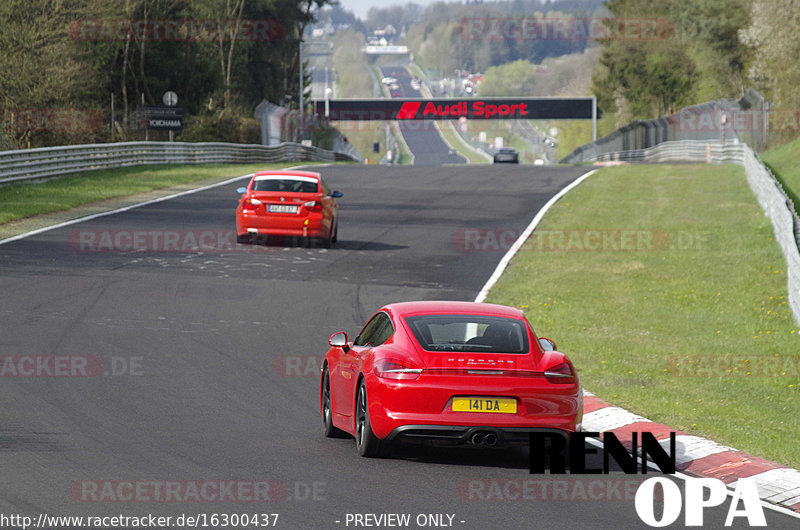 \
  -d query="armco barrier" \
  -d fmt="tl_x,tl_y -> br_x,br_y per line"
582,139 -> 800,326
592,139 -> 746,164
561,88 -> 768,164
0,141 -> 357,184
